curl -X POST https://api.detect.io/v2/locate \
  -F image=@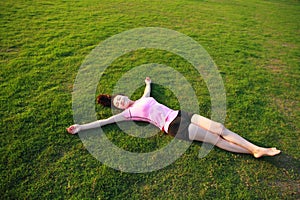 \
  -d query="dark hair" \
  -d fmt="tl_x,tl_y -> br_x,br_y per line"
97,94 -> 113,107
